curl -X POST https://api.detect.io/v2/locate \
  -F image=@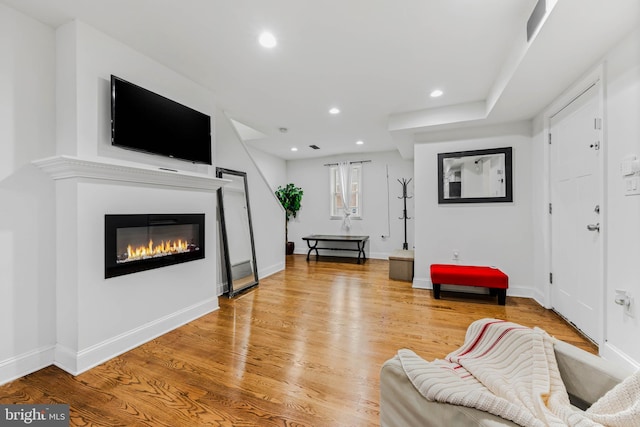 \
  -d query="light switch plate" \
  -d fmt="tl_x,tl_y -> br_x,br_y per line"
621,155 -> 639,176
625,296 -> 635,318
625,176 -> 640,196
